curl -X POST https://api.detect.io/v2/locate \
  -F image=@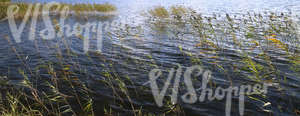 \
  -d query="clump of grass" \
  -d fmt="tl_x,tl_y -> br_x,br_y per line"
0,35 -> 95,115
149,6 -> 191,19
71,3 -> 116,16
149,6 -> 169,18
170,5 -> 187,17
72,4 -> 94,12
0,3 -> 31,19
93,3 -> 116,12
0,0 -> 10,3
72,4 -> 94,15
72,3 -> 117,13
0,2 -> 117,20
0,3 -> 8,19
